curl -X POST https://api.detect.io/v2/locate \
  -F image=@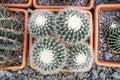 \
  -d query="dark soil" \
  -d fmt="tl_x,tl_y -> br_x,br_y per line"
98,10 -> 120,62
95,0 -> 120,6
0,0 -> 28,4
37,0 -> 90,6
